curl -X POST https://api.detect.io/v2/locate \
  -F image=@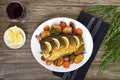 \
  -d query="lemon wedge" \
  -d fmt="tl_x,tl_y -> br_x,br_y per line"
16,34 -> 24,45
73,36 -> 80,49
44,42 -> 52,52
6,29 -> 14,39
12,25 -> 21,34
52,38 -> 60,49
61,36 -> 69,49
6,29 -> 17,44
